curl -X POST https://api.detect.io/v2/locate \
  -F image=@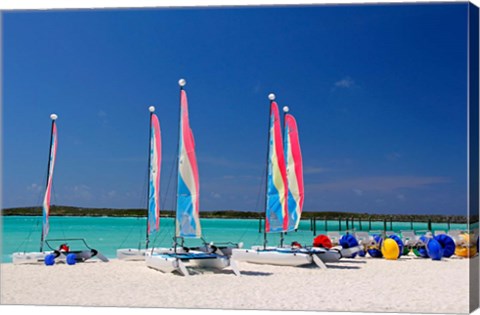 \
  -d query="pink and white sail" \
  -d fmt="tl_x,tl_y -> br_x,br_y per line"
42,115 -> 58,239
284,111 -> 304,232
148,110 -> 161,234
